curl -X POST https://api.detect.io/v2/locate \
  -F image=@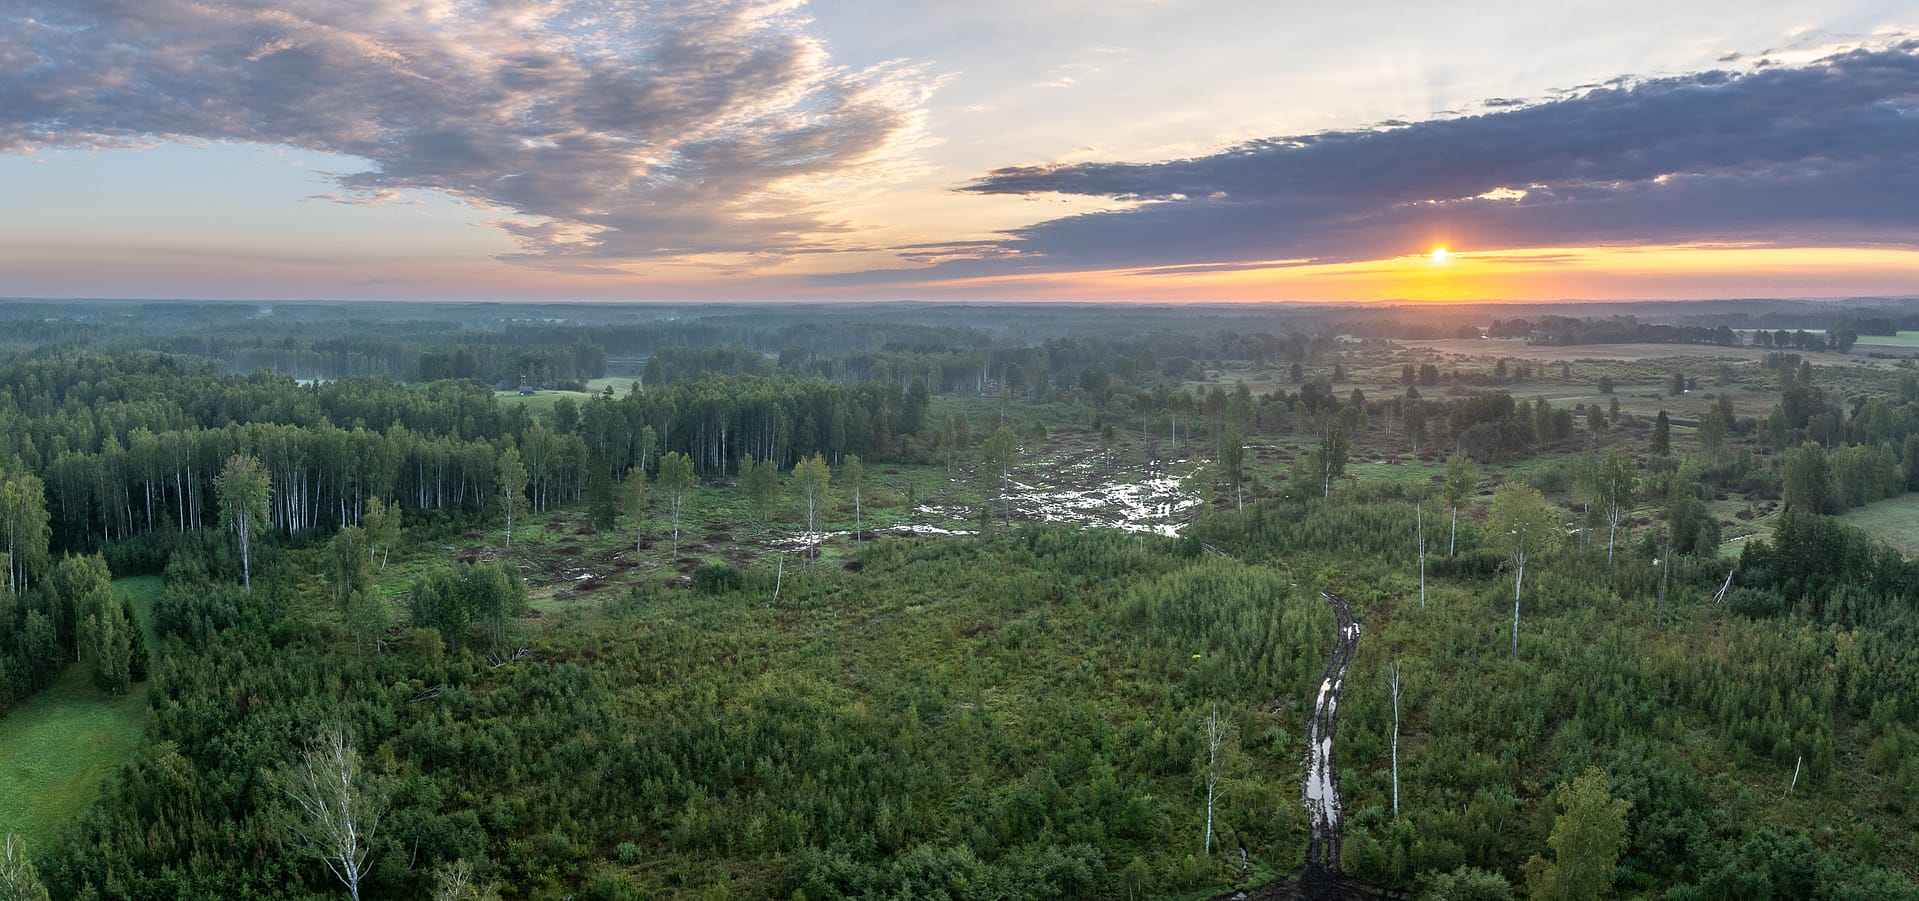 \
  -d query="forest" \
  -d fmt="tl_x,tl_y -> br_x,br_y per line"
3,298 -> 1919,900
